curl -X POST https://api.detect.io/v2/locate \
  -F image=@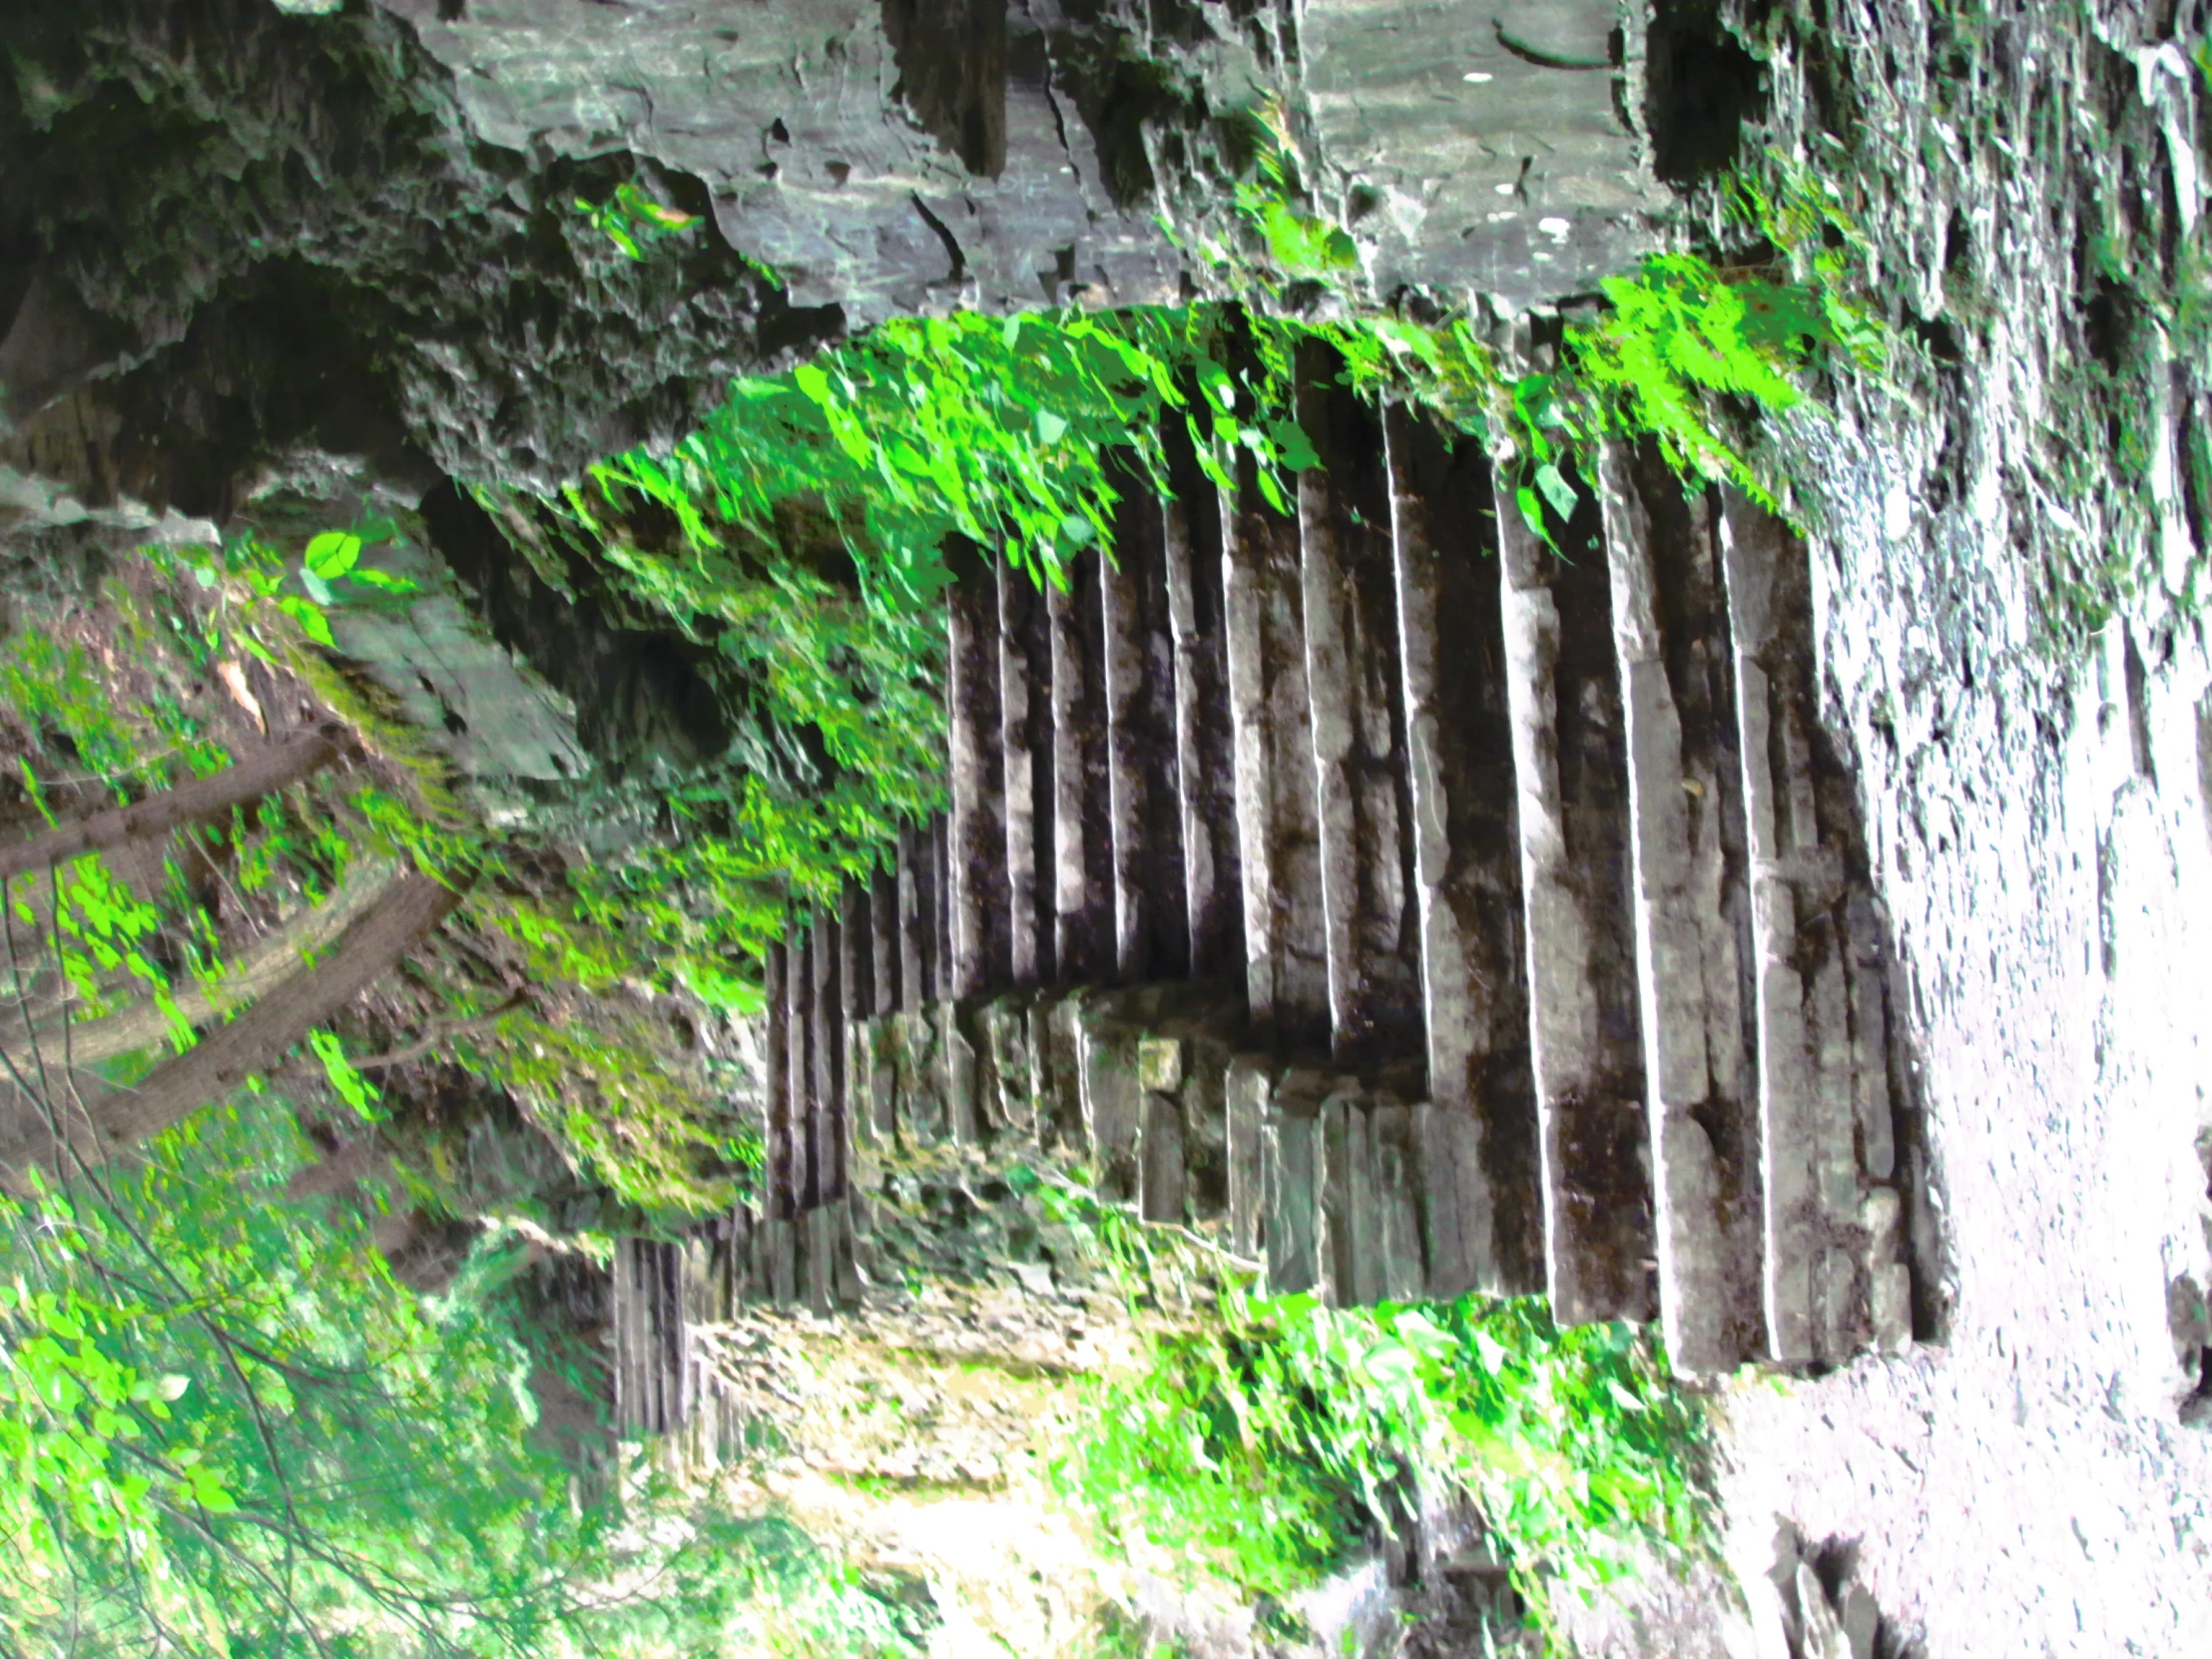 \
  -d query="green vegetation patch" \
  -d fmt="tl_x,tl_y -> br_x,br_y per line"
1058,1289 -> 1713,1633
